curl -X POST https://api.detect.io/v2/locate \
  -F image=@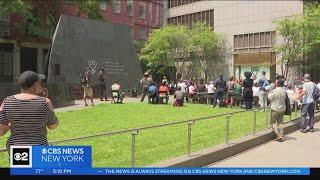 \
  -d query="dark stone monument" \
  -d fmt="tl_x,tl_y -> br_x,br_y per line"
44,15 -> 142,97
